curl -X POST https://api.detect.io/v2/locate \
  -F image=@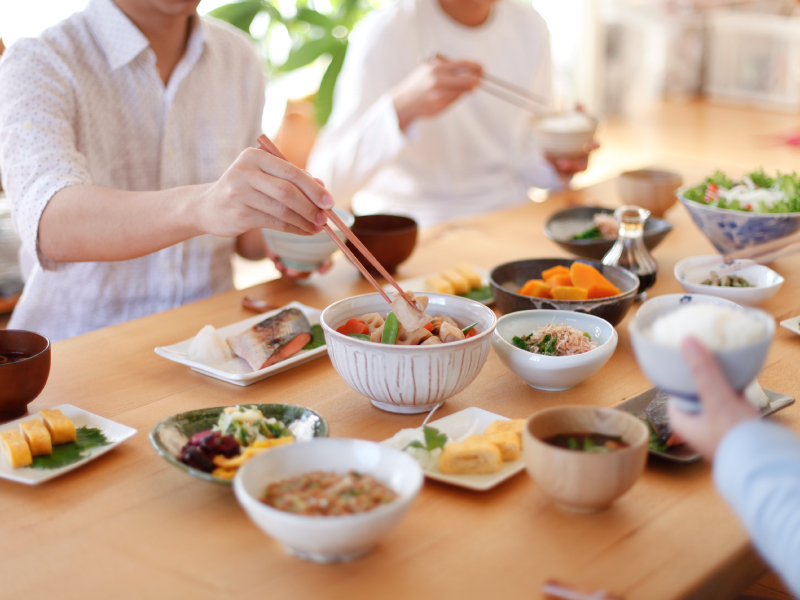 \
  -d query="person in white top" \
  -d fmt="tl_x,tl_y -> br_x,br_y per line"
0,0 -> 333,342
669,337 -> 800,595
307,0 -> 592,230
